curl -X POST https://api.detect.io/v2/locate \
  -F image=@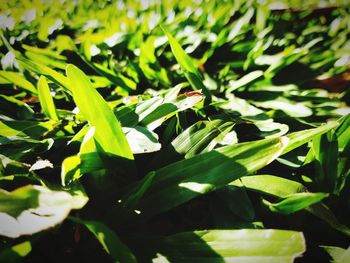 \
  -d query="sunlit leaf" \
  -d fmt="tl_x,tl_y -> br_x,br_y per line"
124,137 -> 288,218
263,192 -> 329,214
146,229 -> 305,262
37,76 -> 59,120
0,185 -> 86,238
66,64 -> 133,160
0,71 -> 36,94
0,241 -> 32,262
